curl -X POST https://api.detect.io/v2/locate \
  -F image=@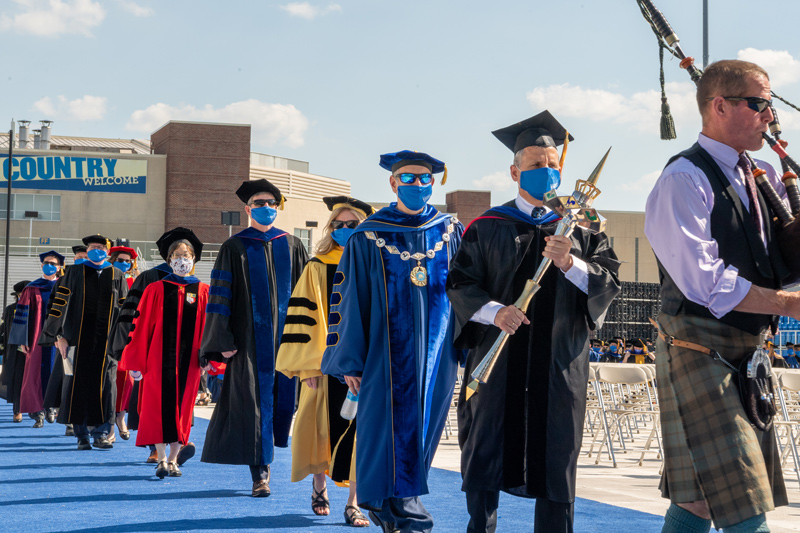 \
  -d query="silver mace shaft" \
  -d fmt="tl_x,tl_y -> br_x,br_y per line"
464,147 -> 611,401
